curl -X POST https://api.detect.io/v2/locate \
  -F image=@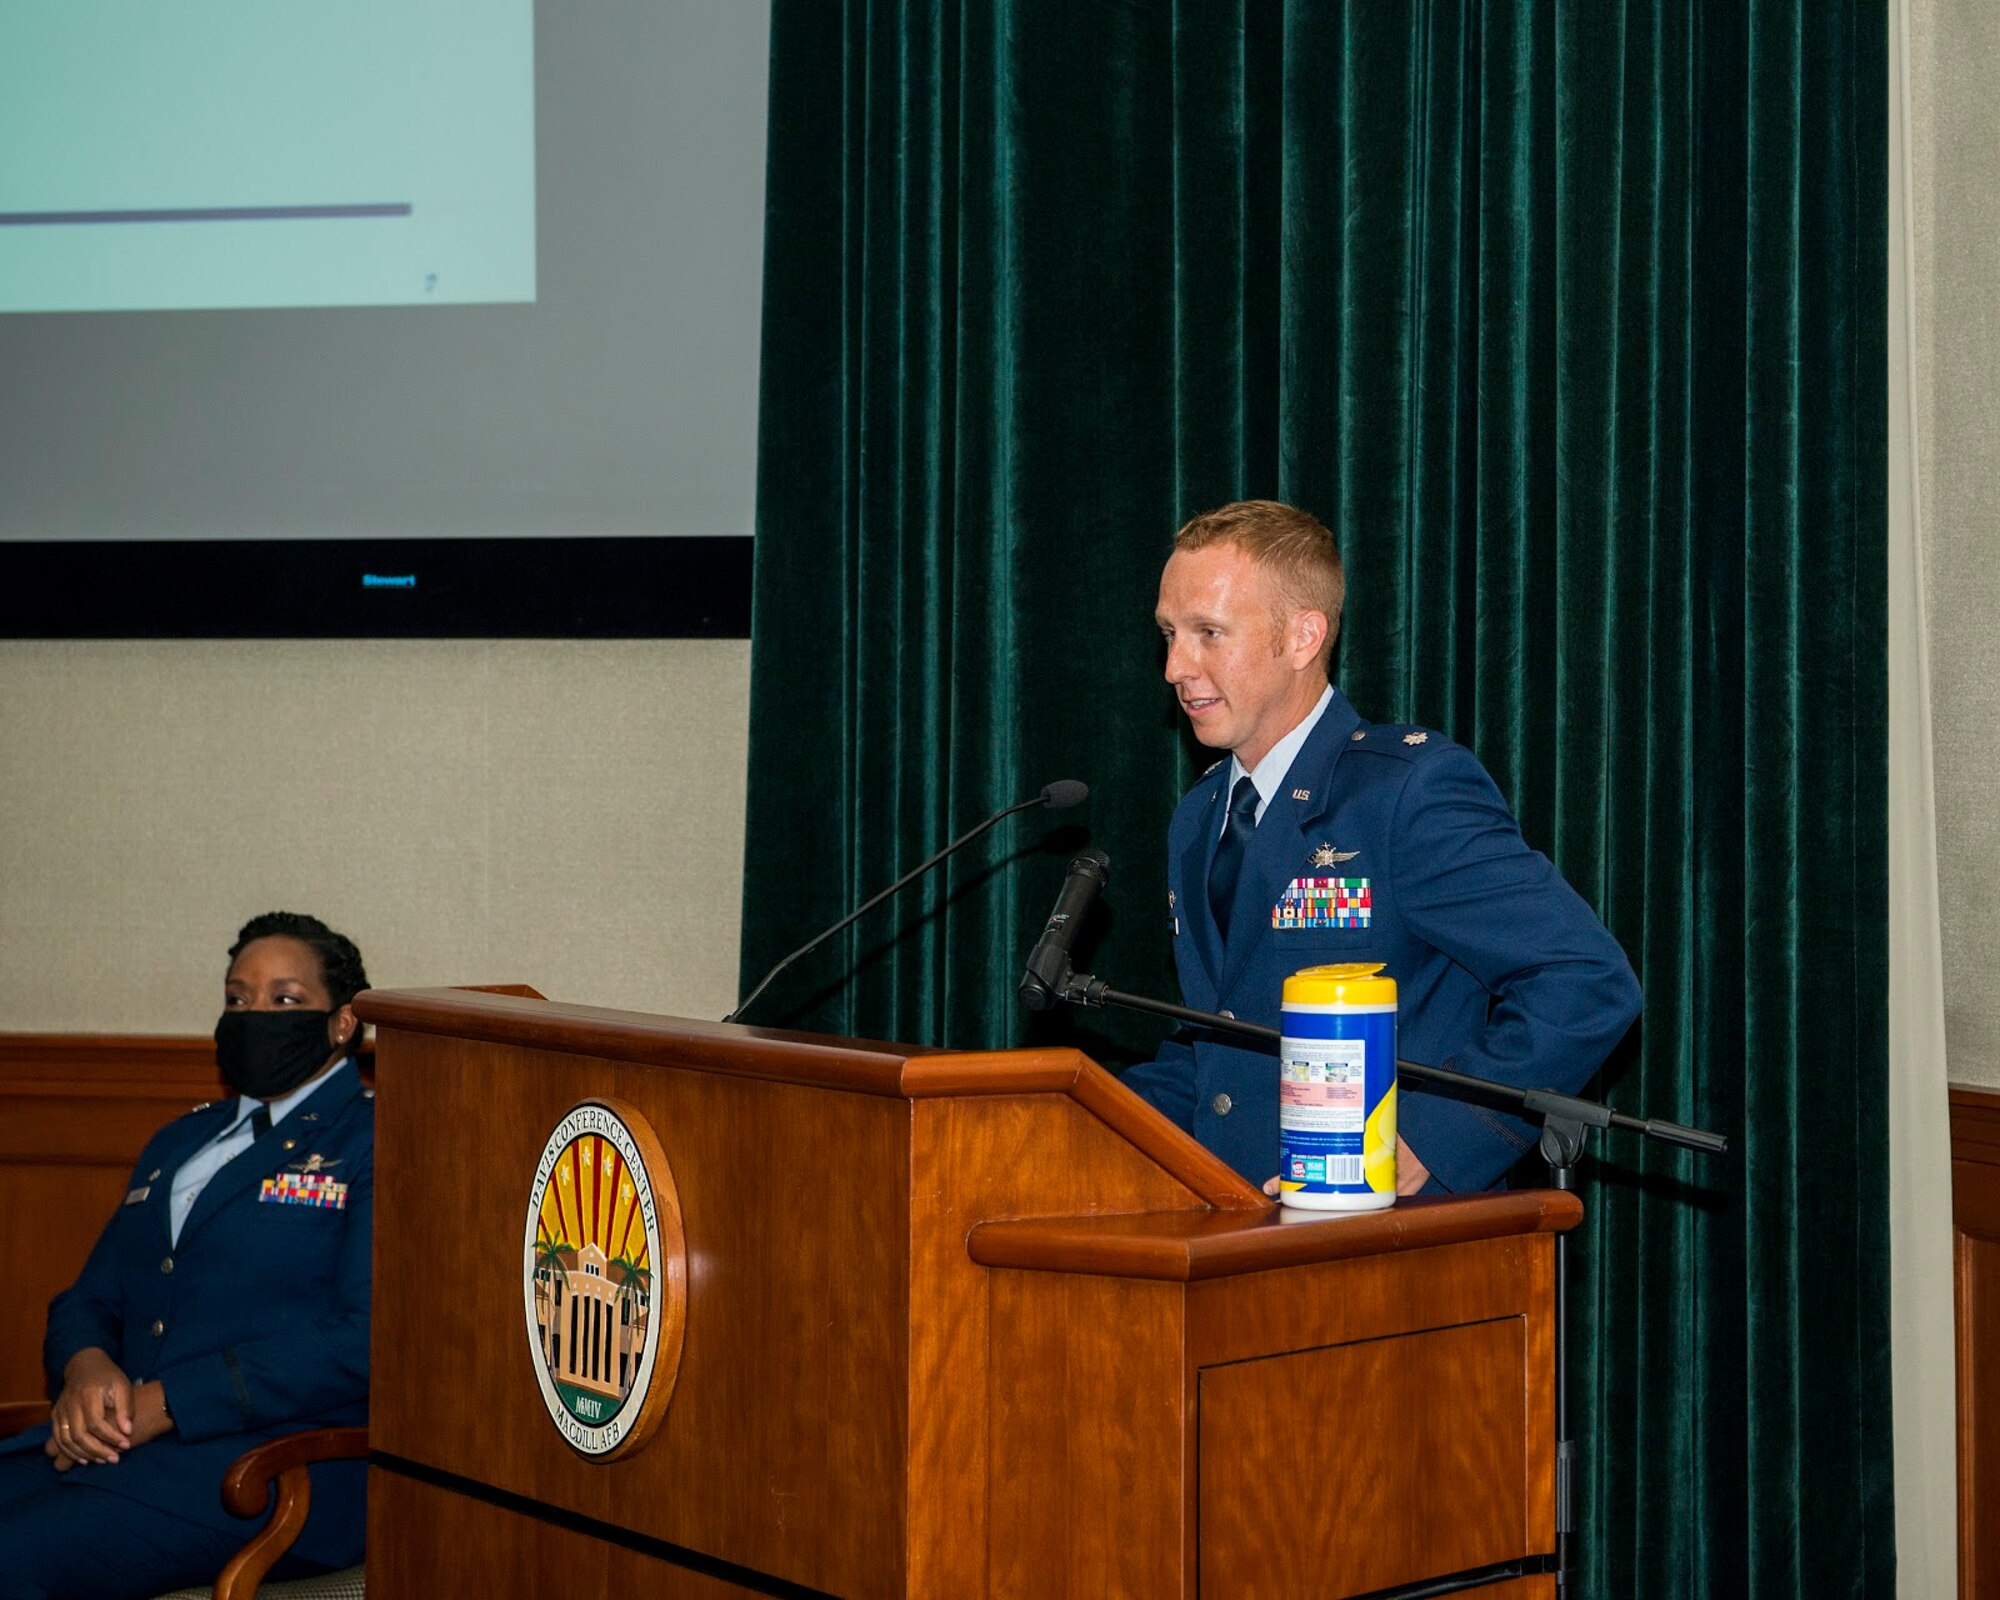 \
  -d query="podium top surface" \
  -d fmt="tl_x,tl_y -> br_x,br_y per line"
967,1190 -> 1583,1281
358,985 -> 947,1096
354,984 -> 1271,1210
